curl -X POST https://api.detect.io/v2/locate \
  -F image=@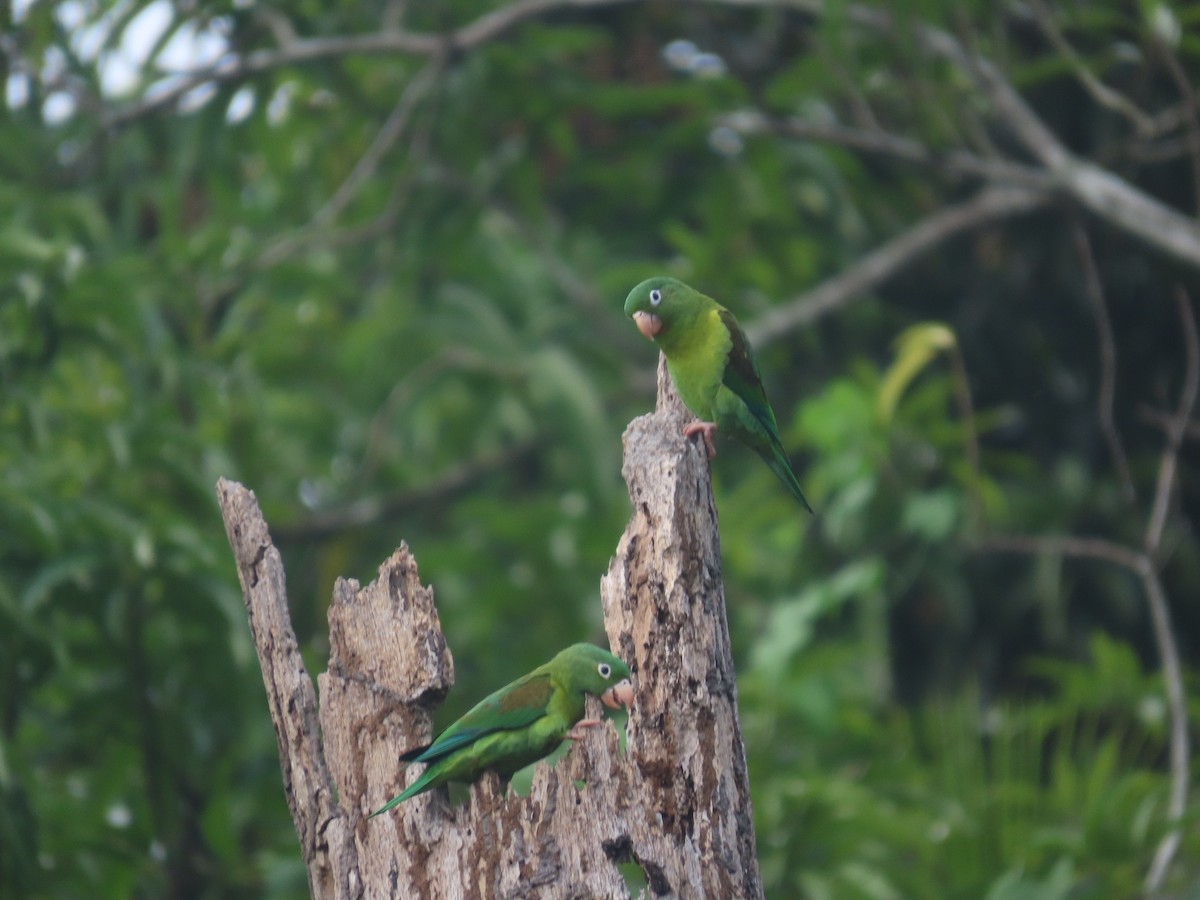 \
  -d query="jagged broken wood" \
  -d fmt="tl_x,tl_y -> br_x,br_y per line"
215,357 -> 763,899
